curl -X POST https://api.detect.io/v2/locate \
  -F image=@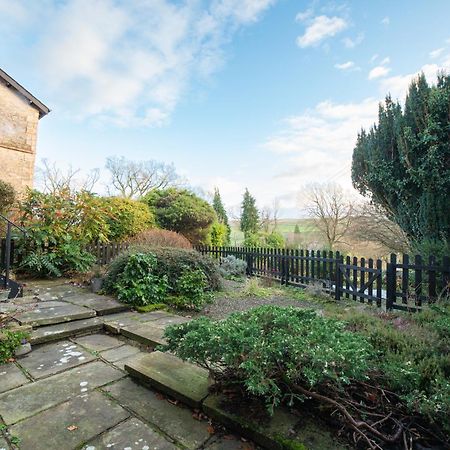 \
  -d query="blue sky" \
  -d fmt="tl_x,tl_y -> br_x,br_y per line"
1,0 -> 450,217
